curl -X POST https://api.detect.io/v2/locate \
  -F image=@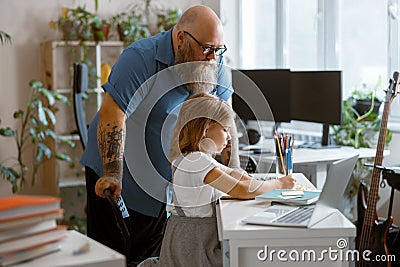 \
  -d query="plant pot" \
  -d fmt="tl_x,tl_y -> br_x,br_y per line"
61,21 -> 80,41
117,24 -> 126,42
354,98 -> 381,116
101,23 -> 111,41
92,23 -> 111,42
